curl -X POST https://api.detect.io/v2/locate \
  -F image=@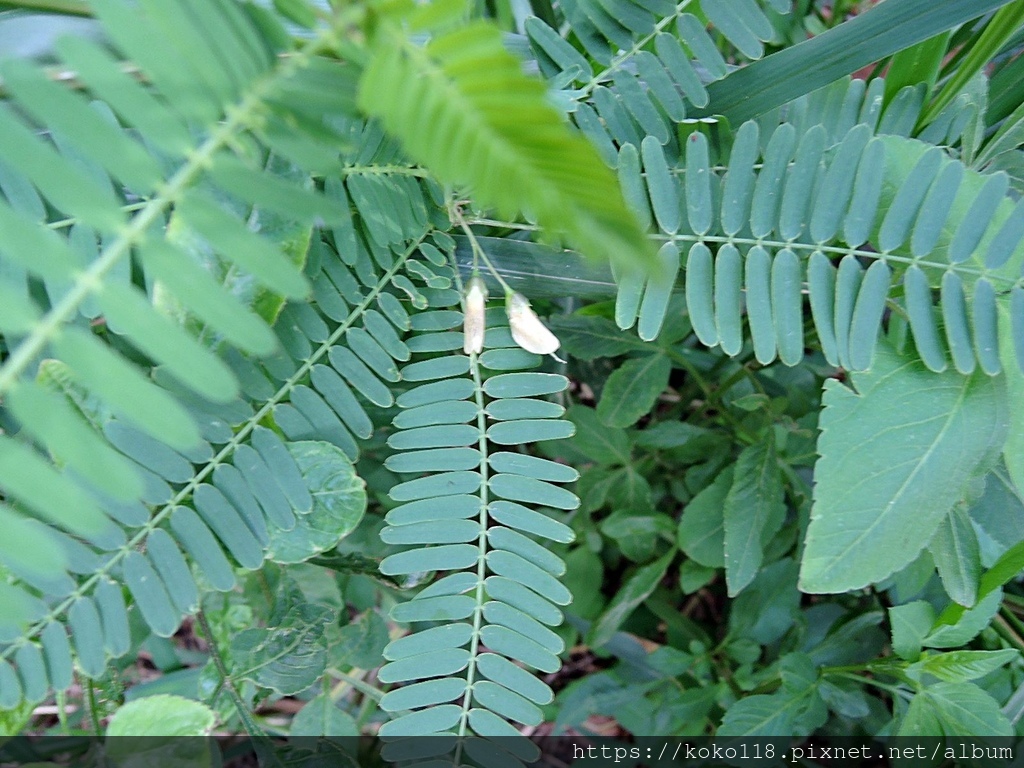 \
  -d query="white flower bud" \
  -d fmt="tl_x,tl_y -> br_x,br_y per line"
463,276 -> 487,355
506,292 -> 562,359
